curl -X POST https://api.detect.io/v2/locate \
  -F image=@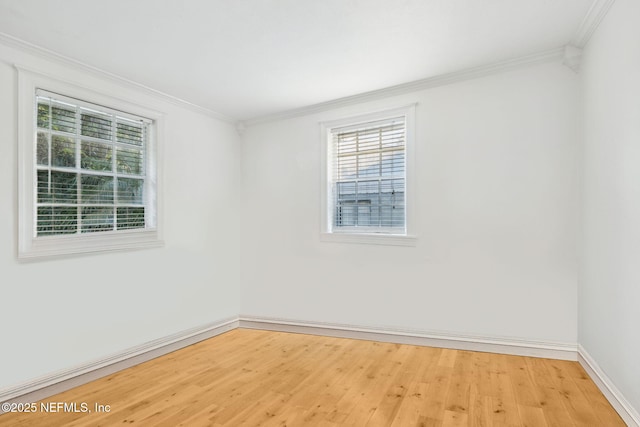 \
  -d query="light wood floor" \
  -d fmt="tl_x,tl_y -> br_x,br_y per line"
0,329 -> 624,426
